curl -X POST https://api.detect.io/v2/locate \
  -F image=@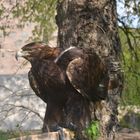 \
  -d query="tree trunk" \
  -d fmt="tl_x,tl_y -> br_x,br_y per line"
55,0 -> 123,139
